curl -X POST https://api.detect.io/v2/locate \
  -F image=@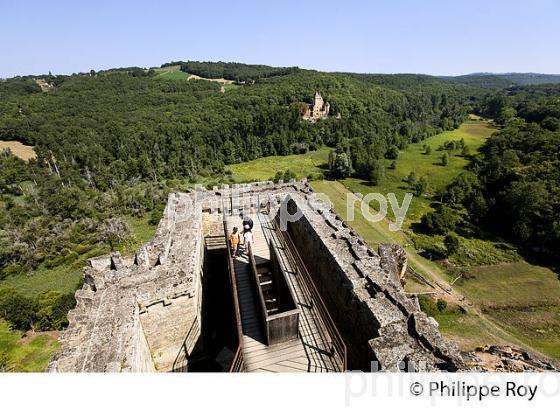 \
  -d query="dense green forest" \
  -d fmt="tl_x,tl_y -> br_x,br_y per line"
161,60 -> 300,82
0,65 -> 472,188
1,61 -> 559,334
420,83 -> 560,264
439,73 -> 560,88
